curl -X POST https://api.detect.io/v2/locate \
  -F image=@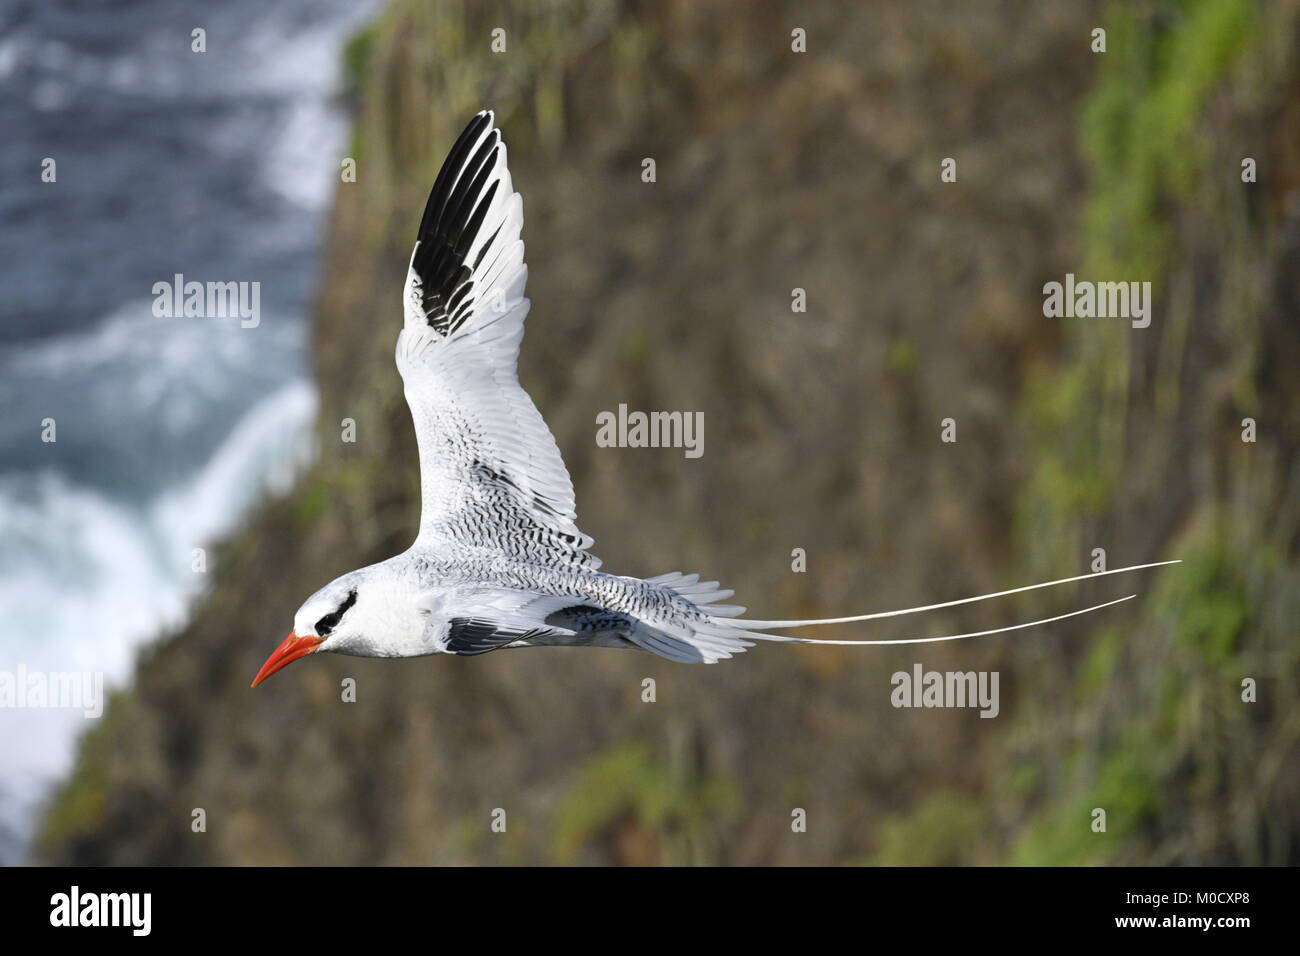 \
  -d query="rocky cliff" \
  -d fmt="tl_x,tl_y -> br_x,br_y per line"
36,0 -> 1300,865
